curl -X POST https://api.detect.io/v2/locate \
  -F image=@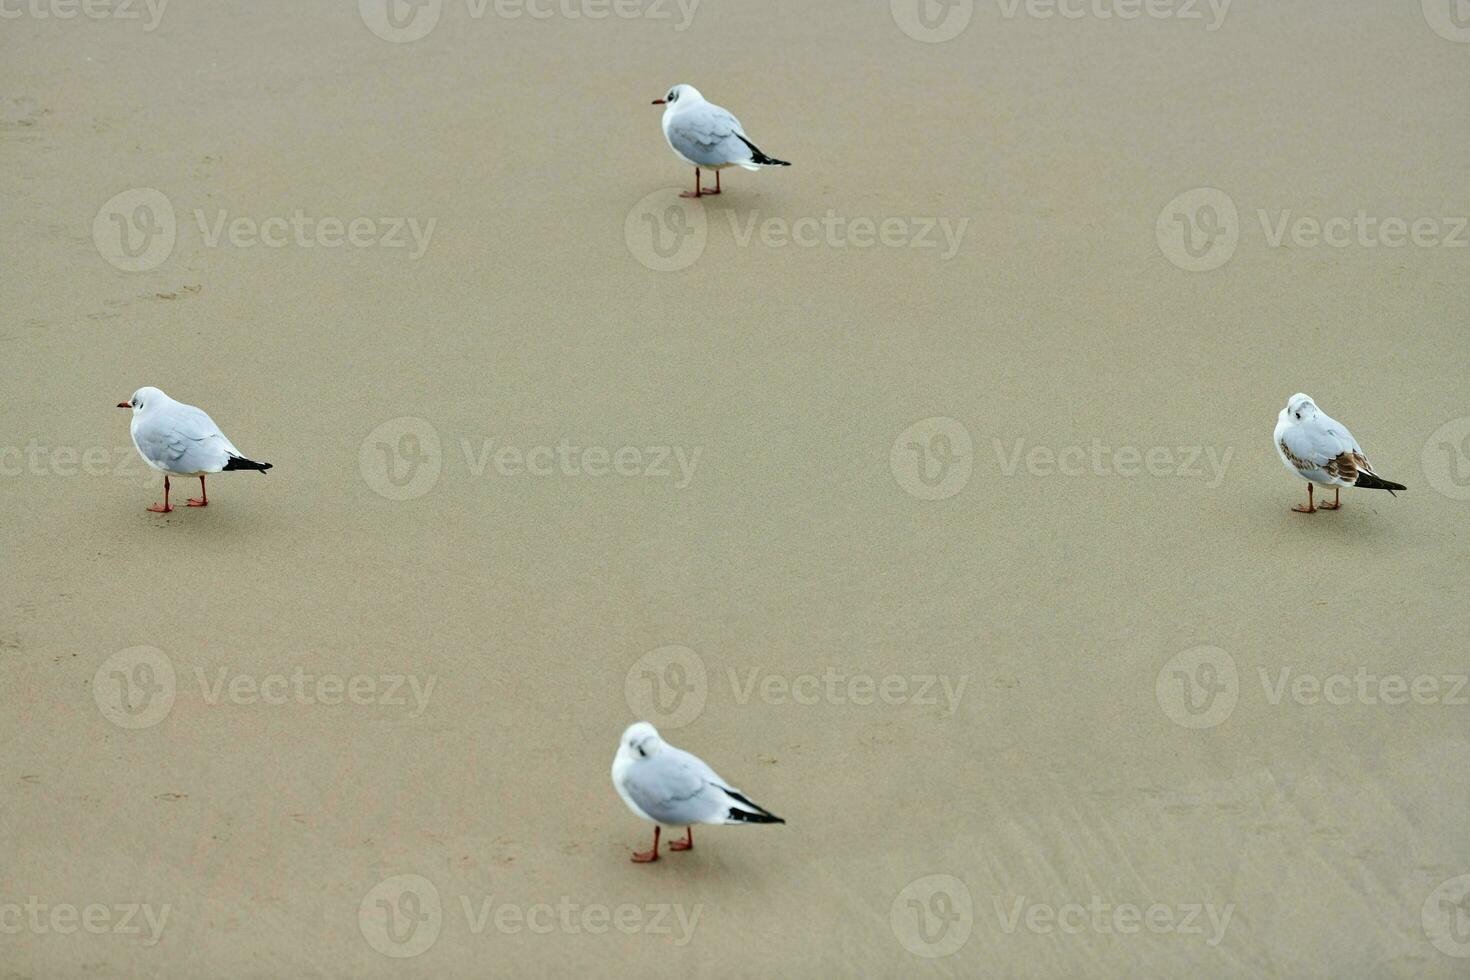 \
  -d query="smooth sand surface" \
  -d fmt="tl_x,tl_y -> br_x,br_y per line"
3,1 -> 1469,975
